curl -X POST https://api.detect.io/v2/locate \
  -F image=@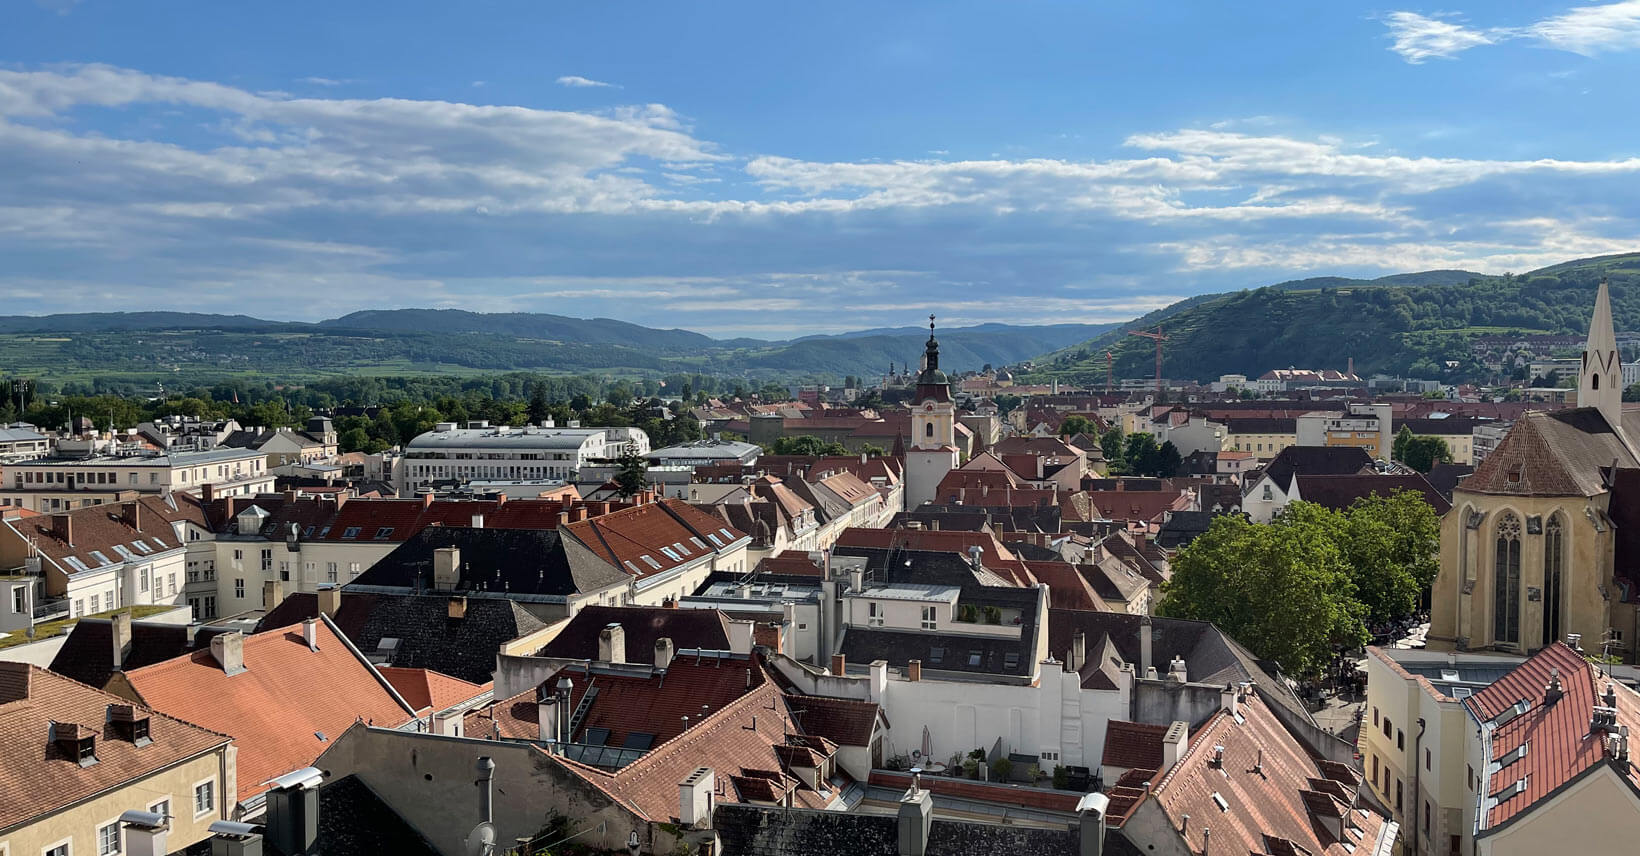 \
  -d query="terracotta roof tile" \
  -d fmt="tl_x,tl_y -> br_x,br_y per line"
788,695 -> 882,746
0,662 -> 230,831
1101,720 -> 1169,770
565,499 -> 747,580
119,617 -> 416,803
377,667 -> 489,713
